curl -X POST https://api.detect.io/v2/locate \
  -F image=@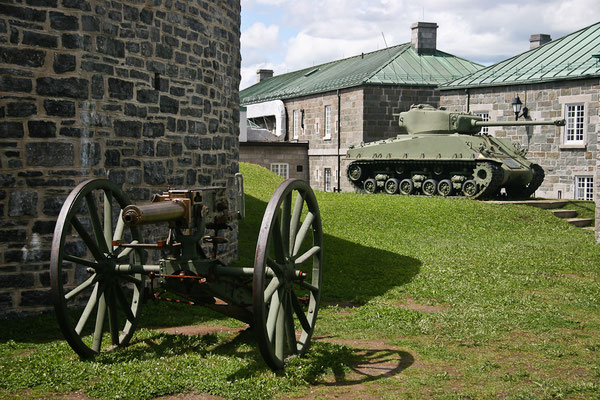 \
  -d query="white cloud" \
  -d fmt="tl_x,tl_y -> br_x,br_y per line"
241,22 -> 280,52
240,0 -> 600,88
